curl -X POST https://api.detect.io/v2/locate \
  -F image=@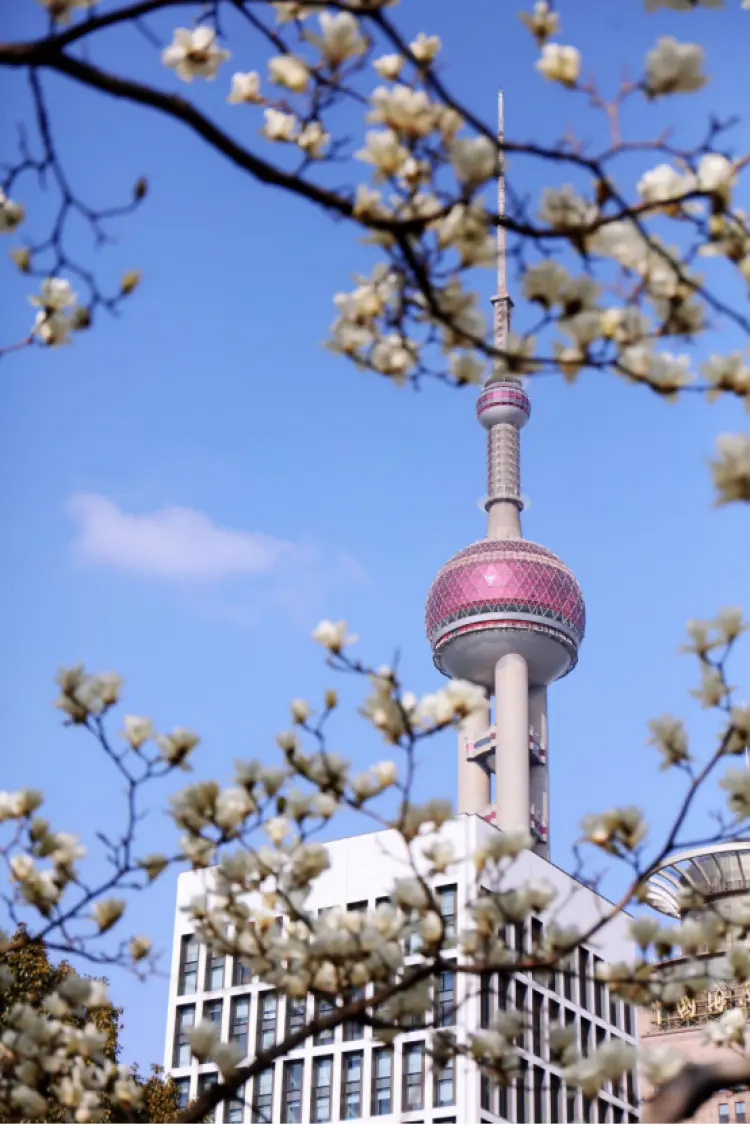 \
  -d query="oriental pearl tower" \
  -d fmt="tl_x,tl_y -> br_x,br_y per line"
425,94 -> 586,860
